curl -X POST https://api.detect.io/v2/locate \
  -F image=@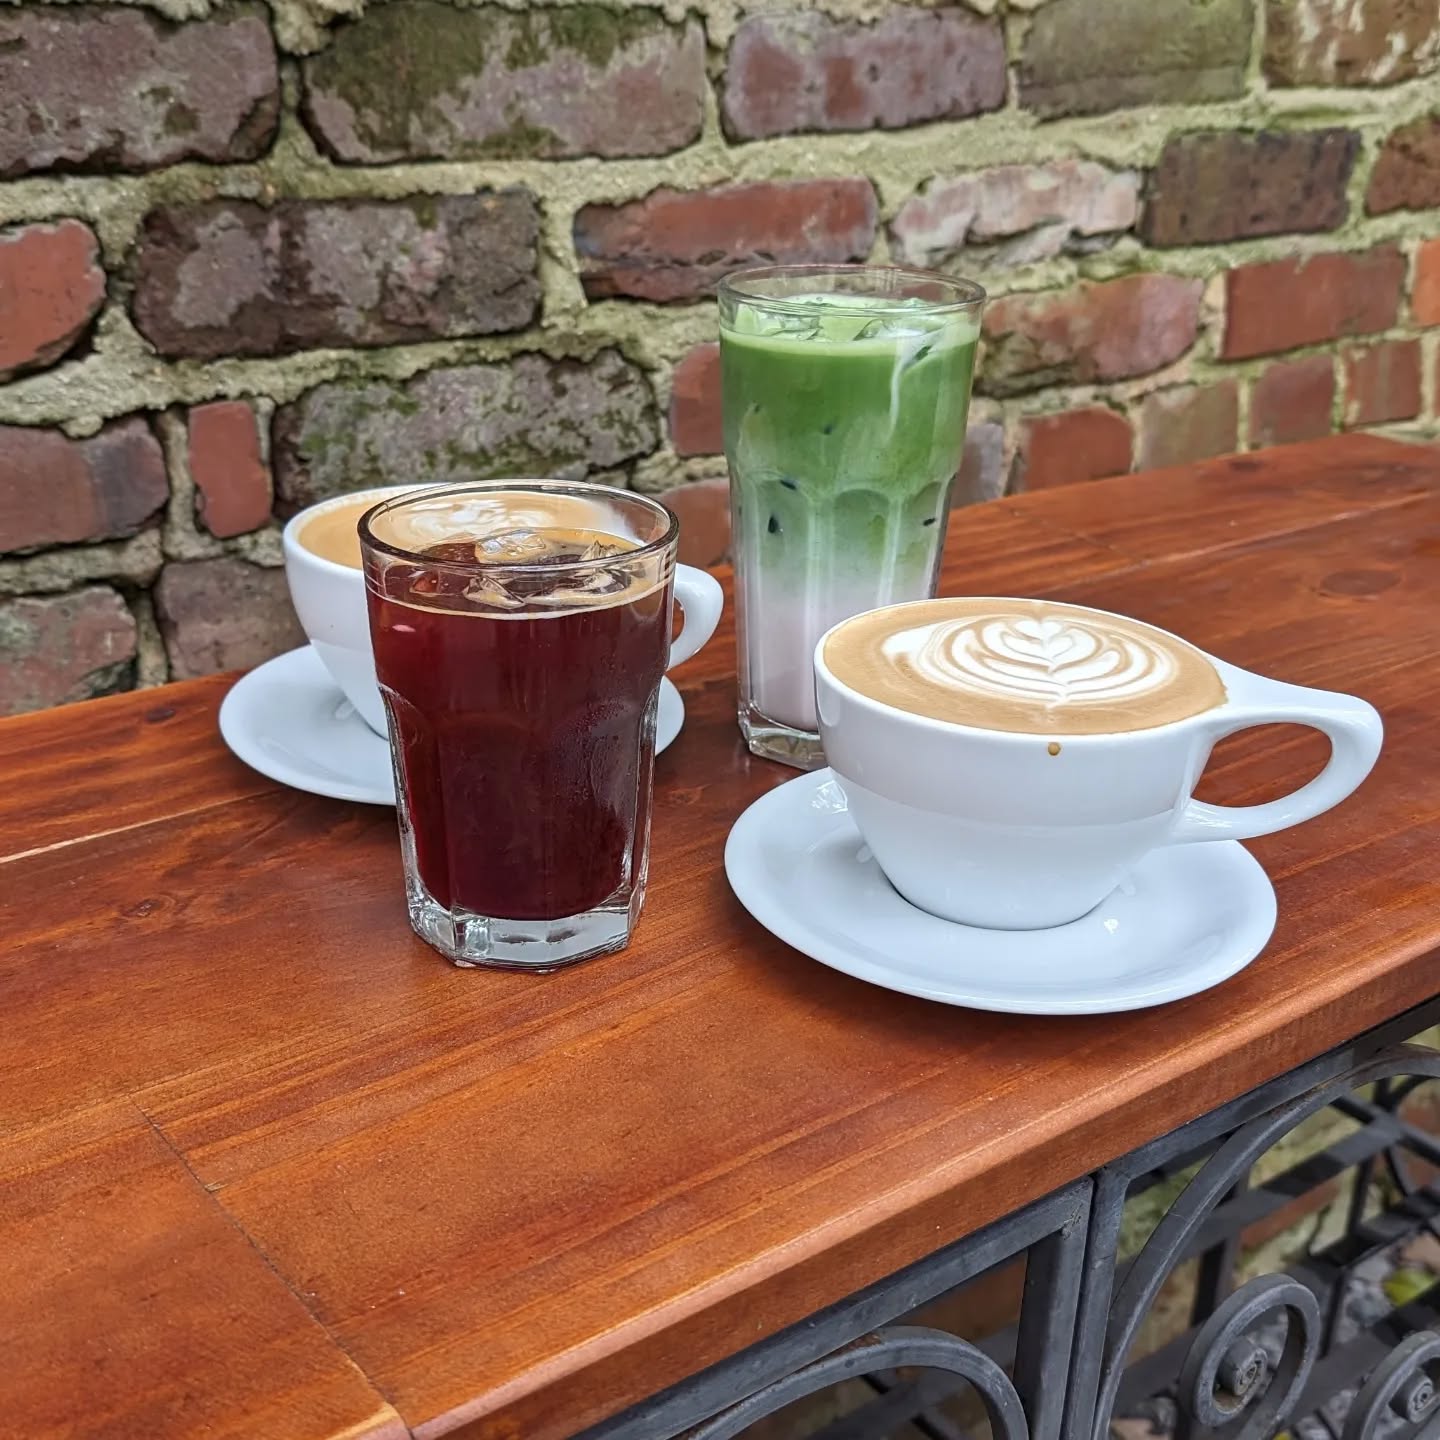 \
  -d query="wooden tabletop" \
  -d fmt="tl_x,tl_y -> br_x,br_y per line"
4,433 -> 1439,1440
